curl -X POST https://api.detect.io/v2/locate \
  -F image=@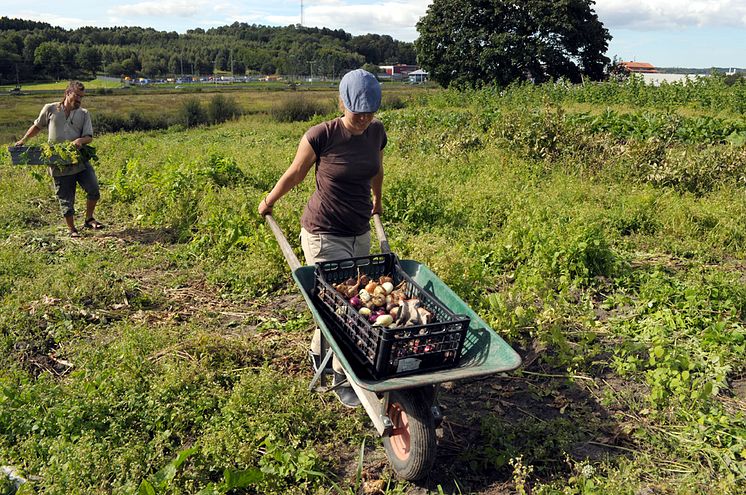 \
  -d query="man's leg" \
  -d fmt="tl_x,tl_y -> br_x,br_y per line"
64,215 -> 77,235
85,198 -> 97,222
53,175 -> 77,235
78,165 -> 103,228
